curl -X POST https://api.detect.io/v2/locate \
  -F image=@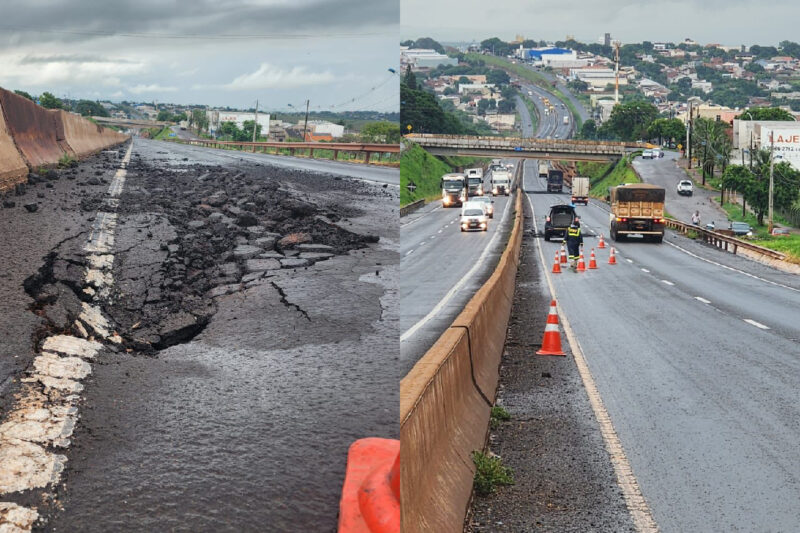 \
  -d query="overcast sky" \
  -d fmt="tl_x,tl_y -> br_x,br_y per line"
402,0 -> 799,48
0,0 -> 398,112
